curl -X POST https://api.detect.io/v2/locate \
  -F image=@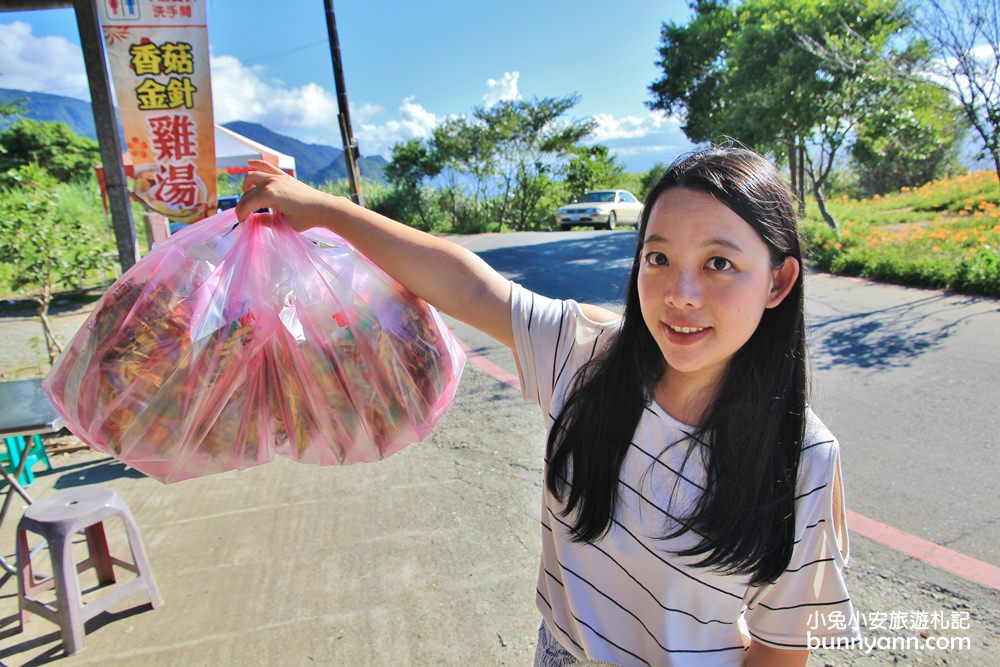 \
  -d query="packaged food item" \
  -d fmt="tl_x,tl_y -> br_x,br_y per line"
44,209 -> 465,482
